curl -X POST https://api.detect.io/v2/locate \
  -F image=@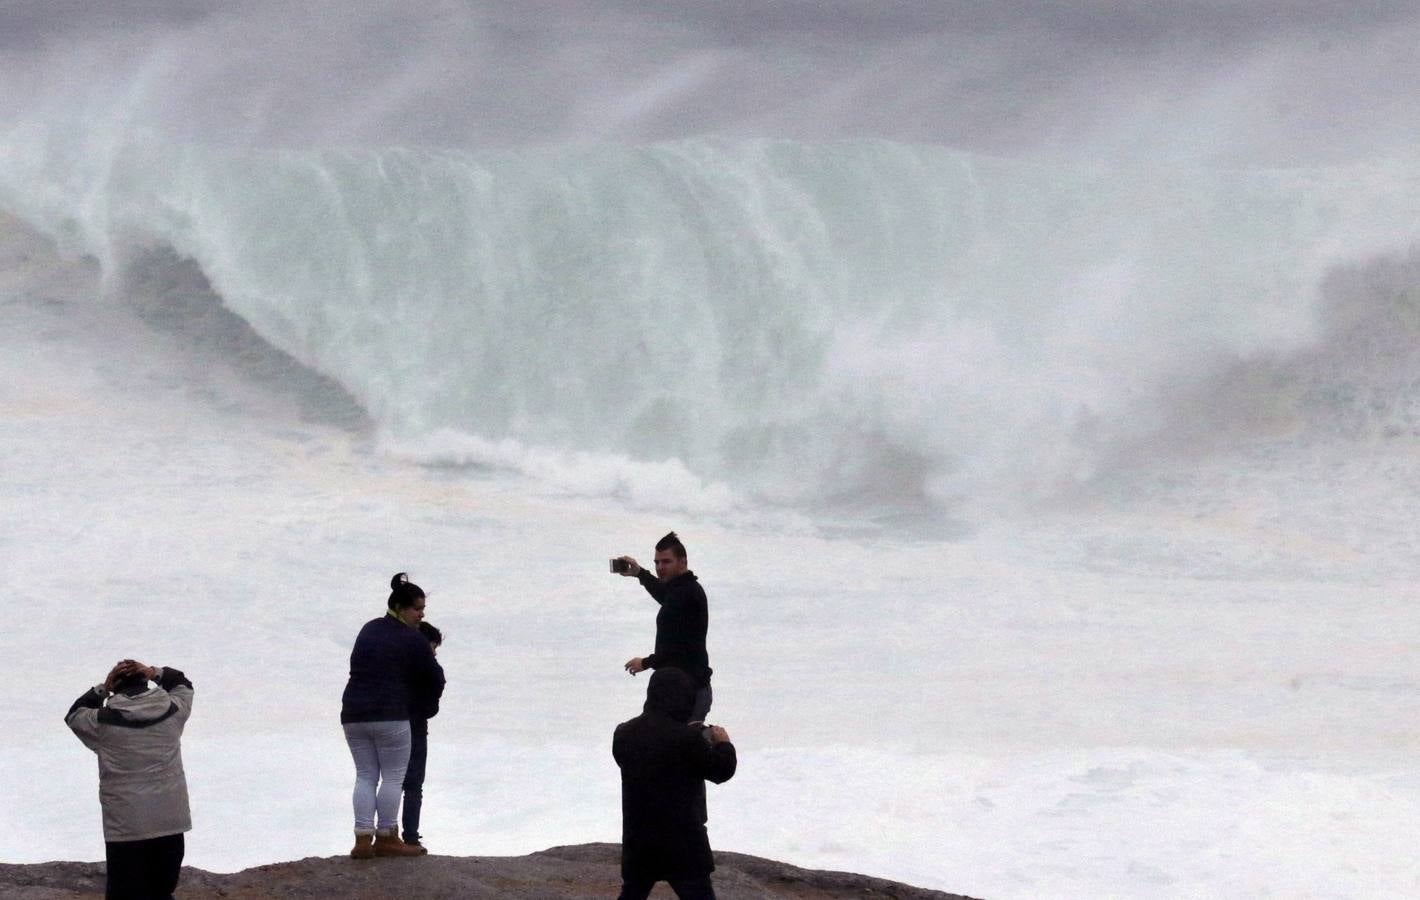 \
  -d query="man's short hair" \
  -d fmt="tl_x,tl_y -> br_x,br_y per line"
111,671 -> 150,696
655,531 -> 686,560
419,621 -> 443,646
